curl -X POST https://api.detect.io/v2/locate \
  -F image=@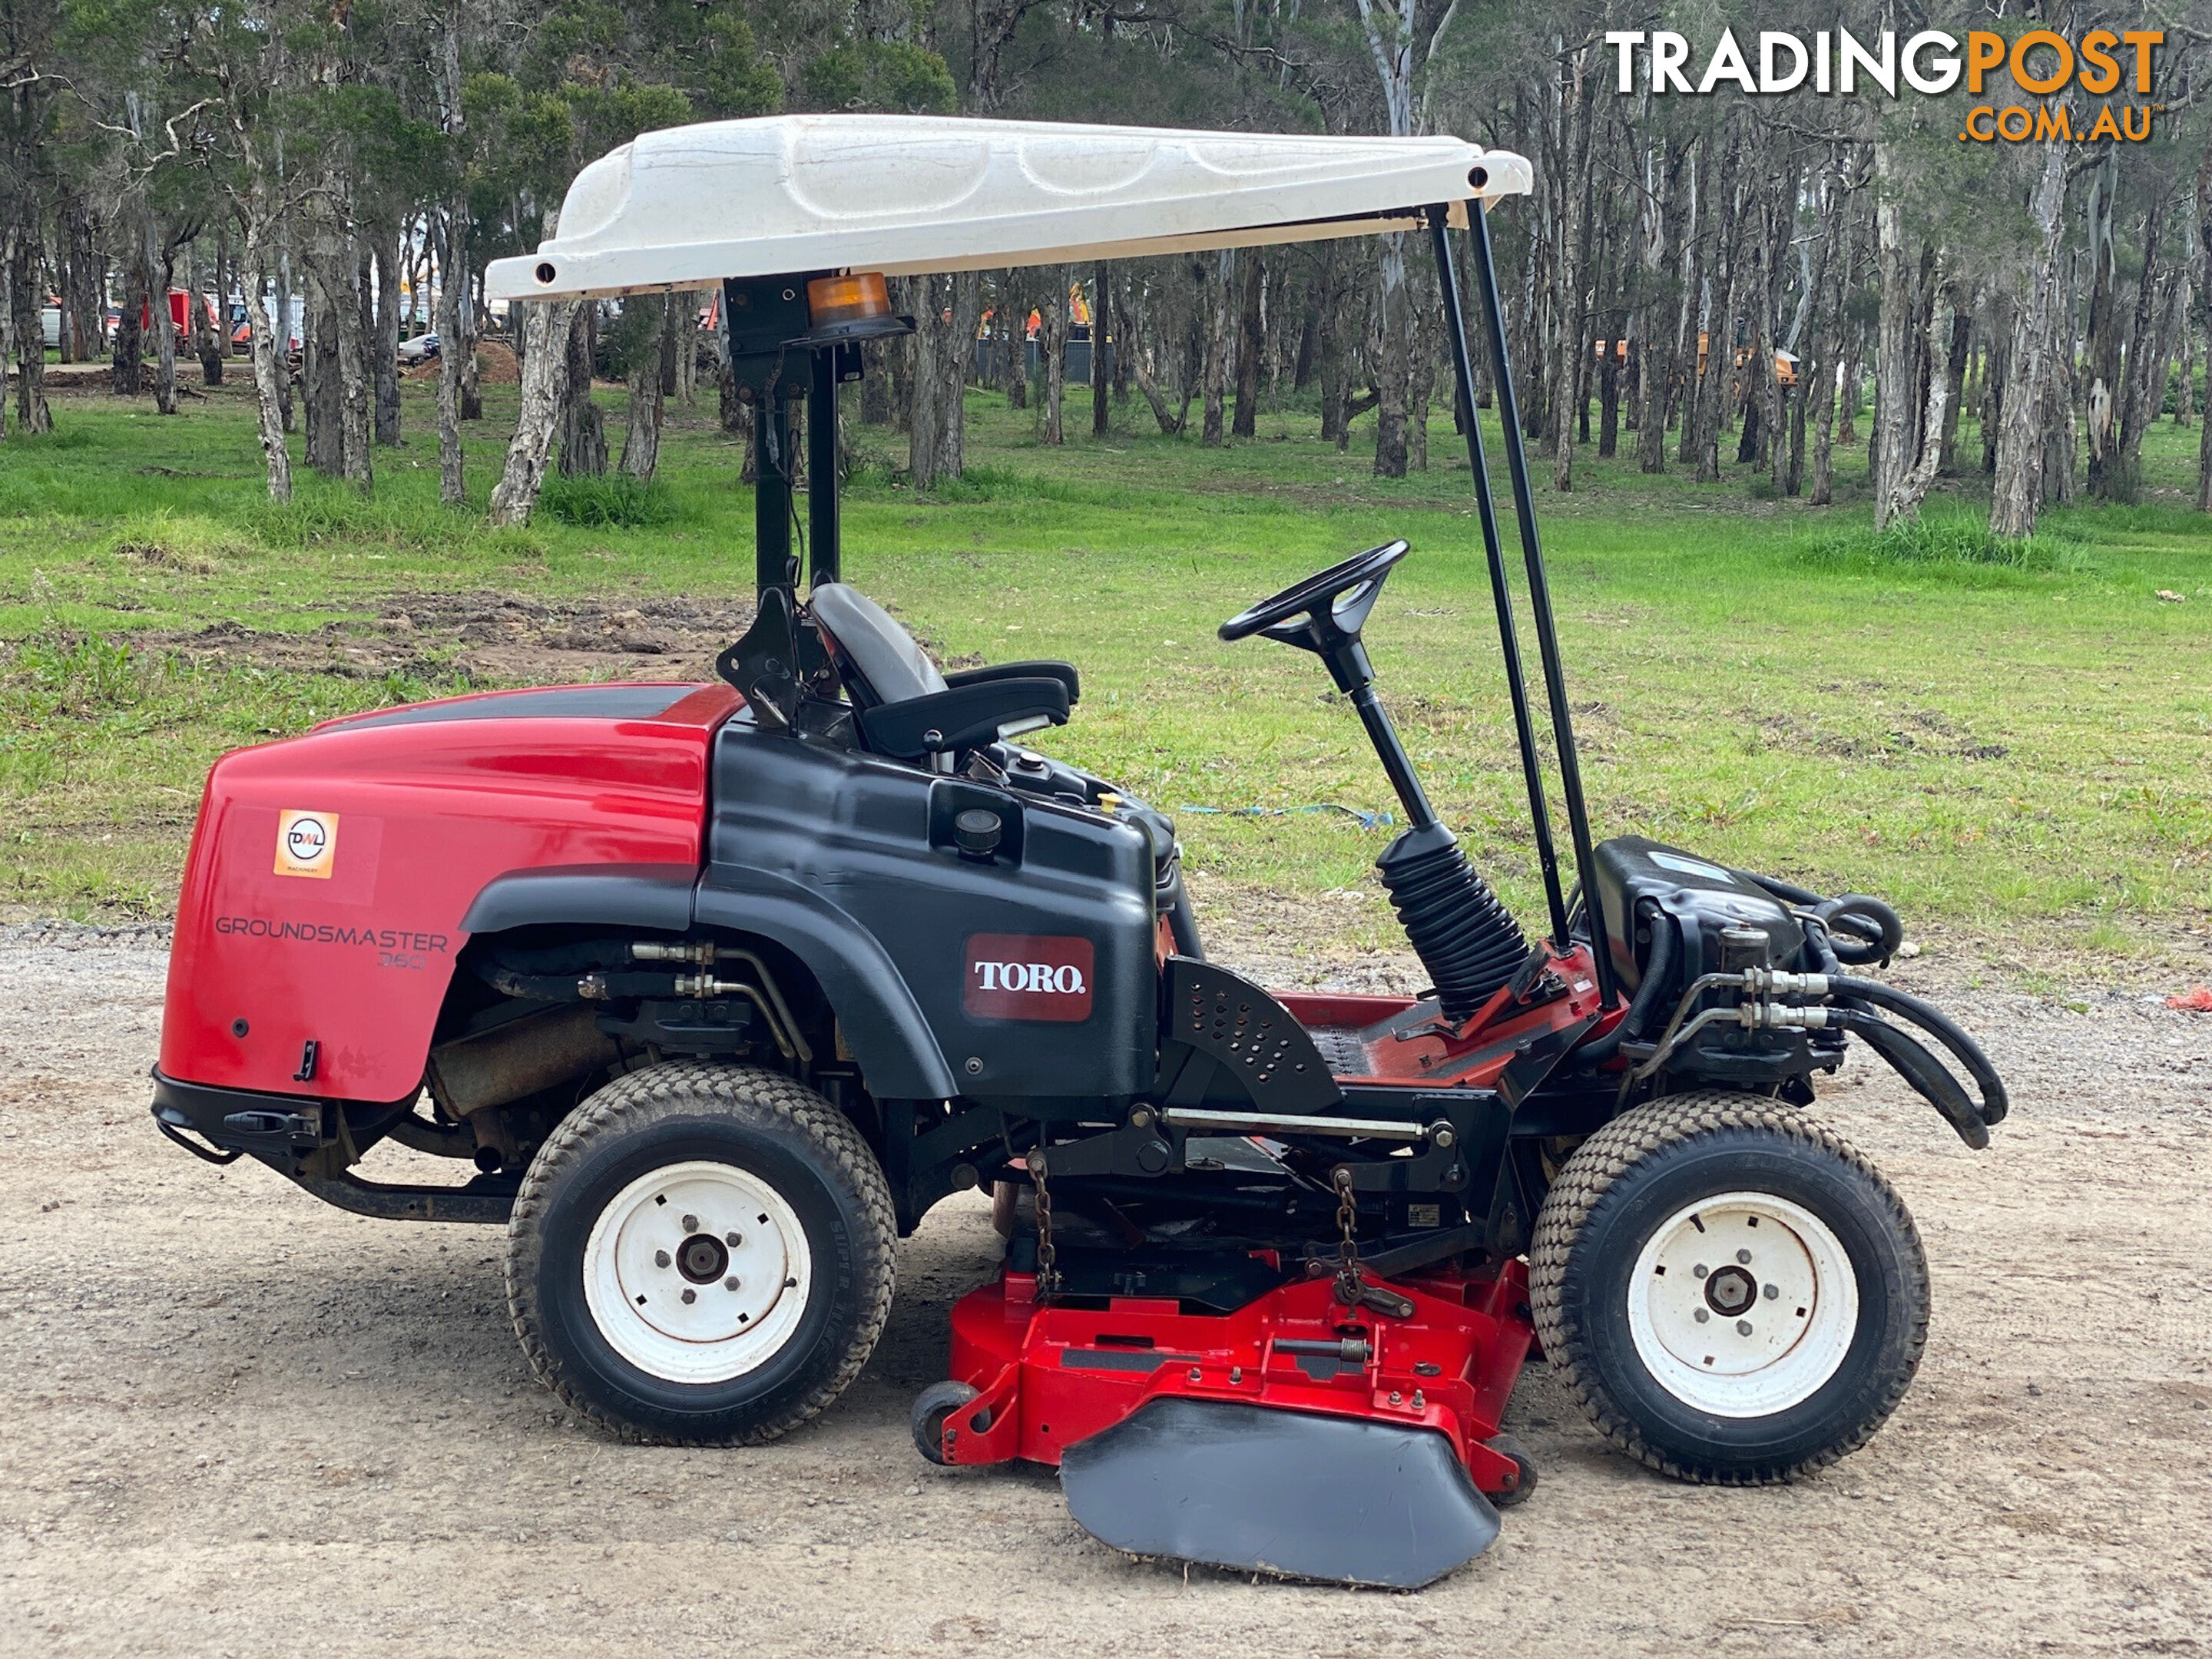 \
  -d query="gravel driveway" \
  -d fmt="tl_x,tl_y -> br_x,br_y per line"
2,926 -> 2207,1657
